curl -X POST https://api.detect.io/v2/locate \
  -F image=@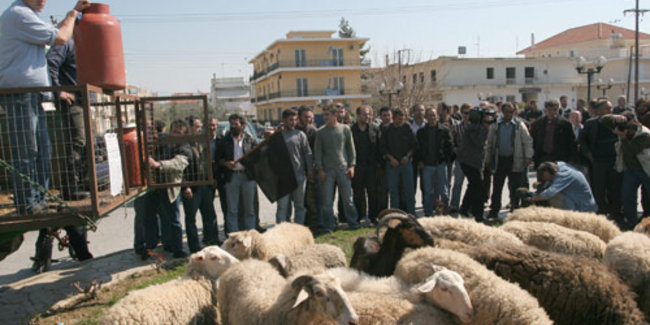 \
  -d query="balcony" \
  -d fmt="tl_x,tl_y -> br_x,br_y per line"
506,78 -> 516,85
259,88 -> 363,102
250,58 -> 368,82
